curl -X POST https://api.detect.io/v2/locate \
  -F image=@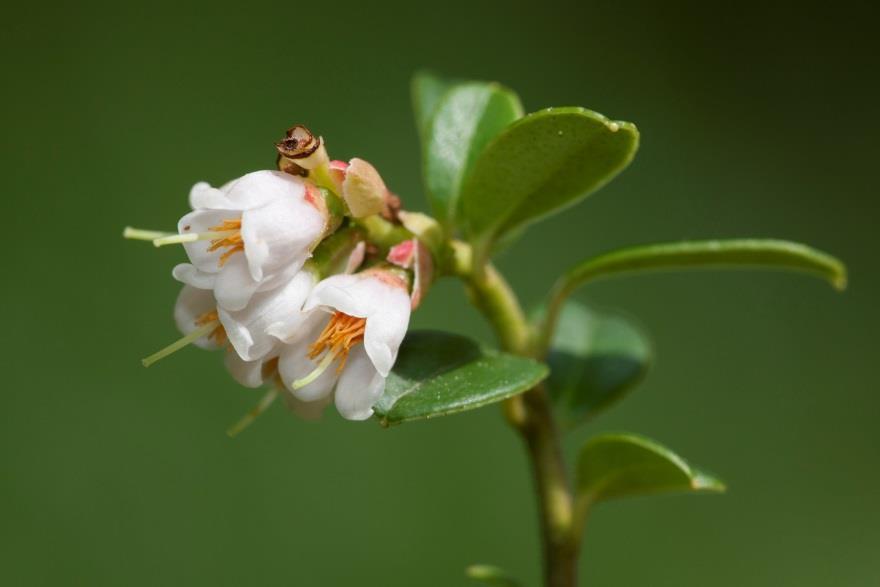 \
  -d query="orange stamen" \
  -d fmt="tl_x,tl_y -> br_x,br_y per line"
308,312 -> 367,373
195,309 -> 227,345
207,219 -> 244,267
